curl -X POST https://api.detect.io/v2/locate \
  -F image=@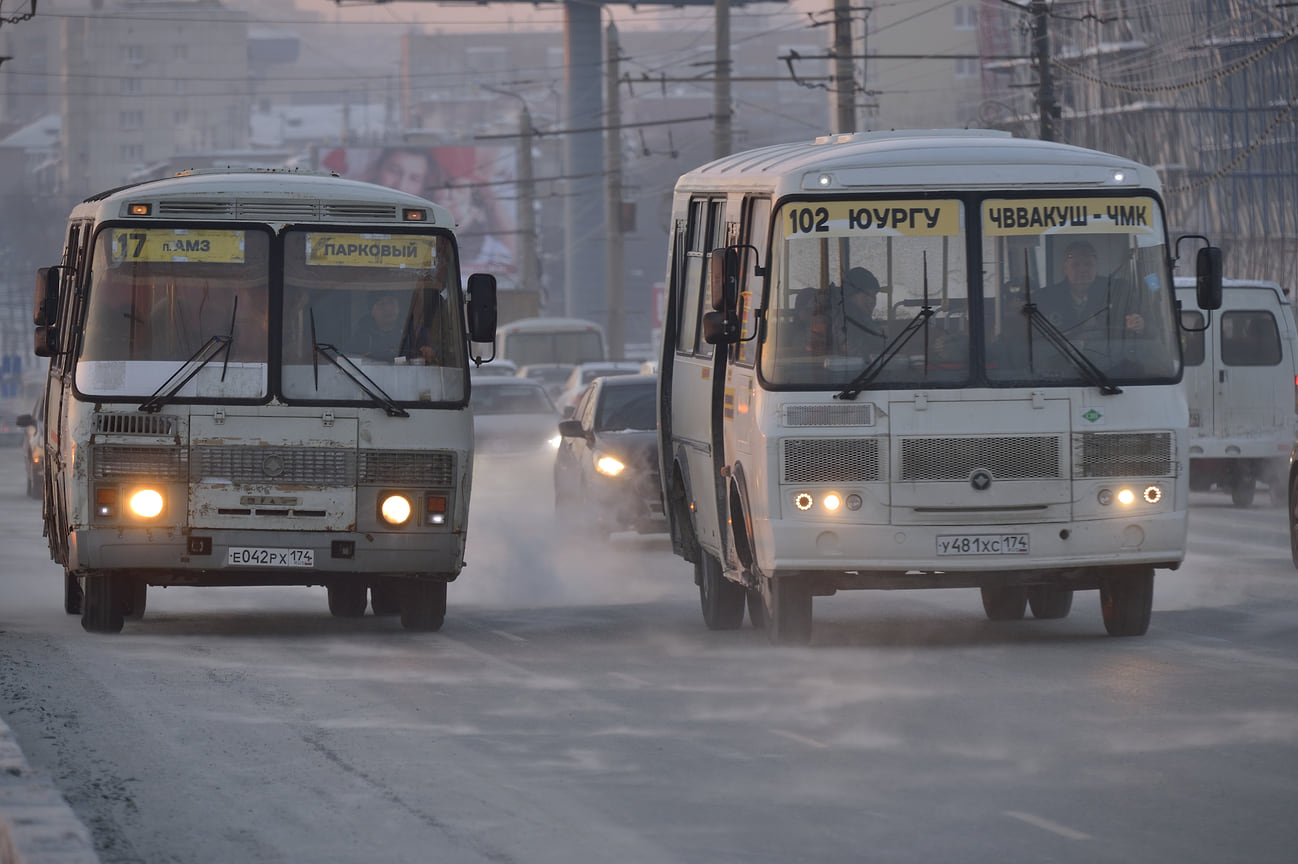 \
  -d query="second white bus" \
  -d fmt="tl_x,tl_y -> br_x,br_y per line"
657,130 -> 1222,643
